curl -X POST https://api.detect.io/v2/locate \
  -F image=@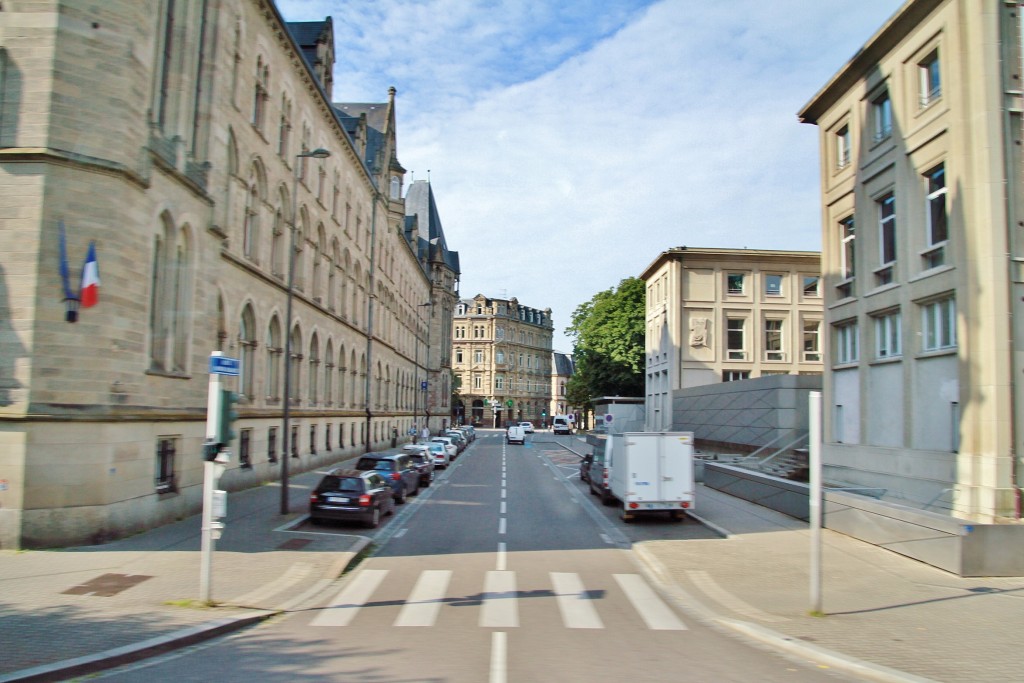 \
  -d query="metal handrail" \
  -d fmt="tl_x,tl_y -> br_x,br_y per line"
740,431 -> 793,461
751,432 -> 809,469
